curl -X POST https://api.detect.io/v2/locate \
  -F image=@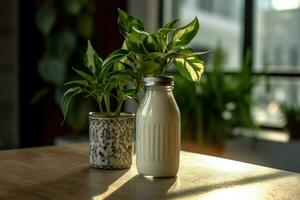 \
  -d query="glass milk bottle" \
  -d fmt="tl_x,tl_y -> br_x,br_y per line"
136,76 -> 181,177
